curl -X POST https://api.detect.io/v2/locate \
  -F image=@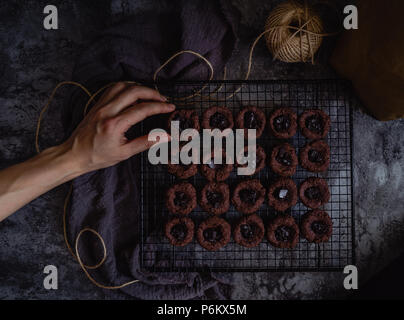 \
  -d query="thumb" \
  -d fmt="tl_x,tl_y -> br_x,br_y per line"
123,130 -> 171,156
